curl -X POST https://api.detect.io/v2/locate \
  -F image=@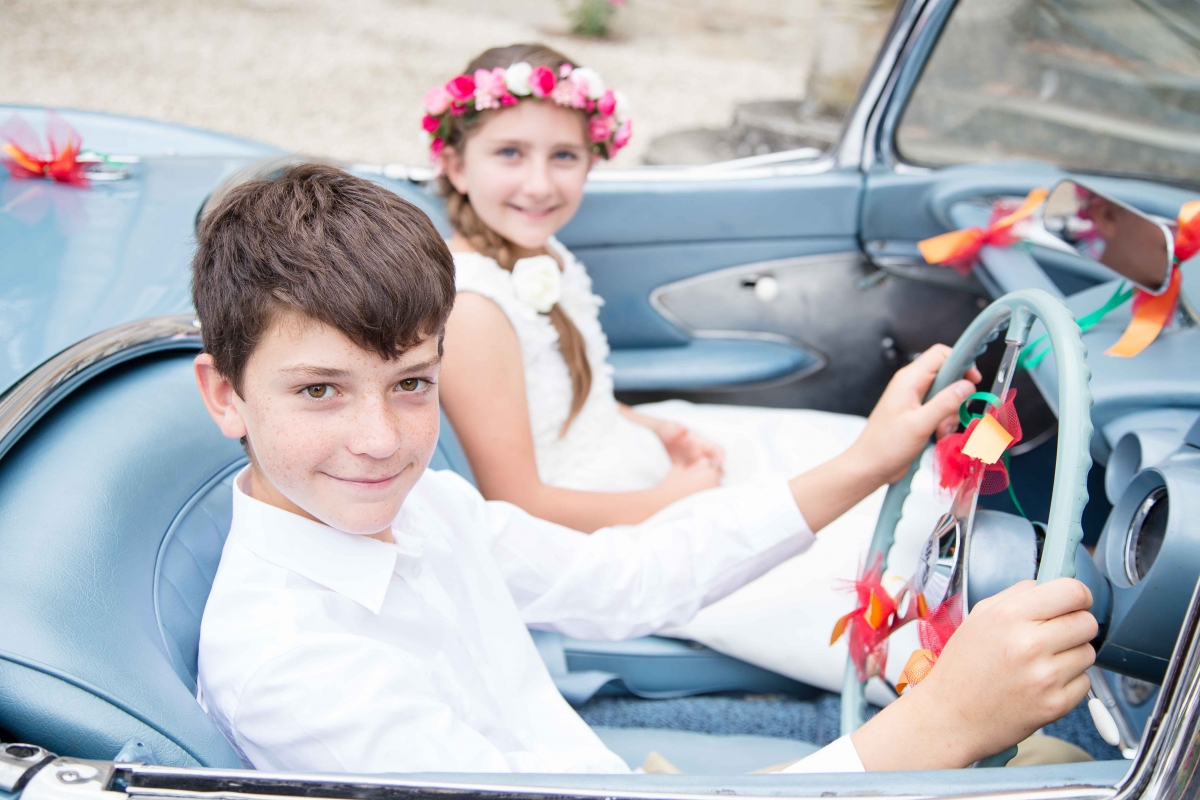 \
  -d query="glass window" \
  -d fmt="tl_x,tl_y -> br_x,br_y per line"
896,0 -> 1200,186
